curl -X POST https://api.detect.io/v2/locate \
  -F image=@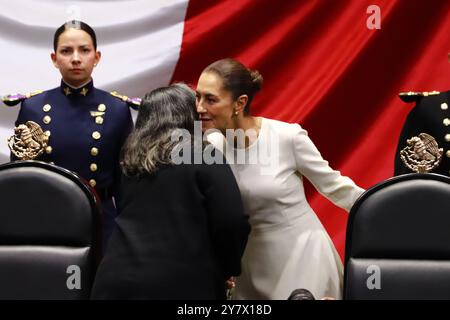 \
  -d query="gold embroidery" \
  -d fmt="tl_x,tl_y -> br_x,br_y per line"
8,121 -> 49,160
400,133 -> 443,173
